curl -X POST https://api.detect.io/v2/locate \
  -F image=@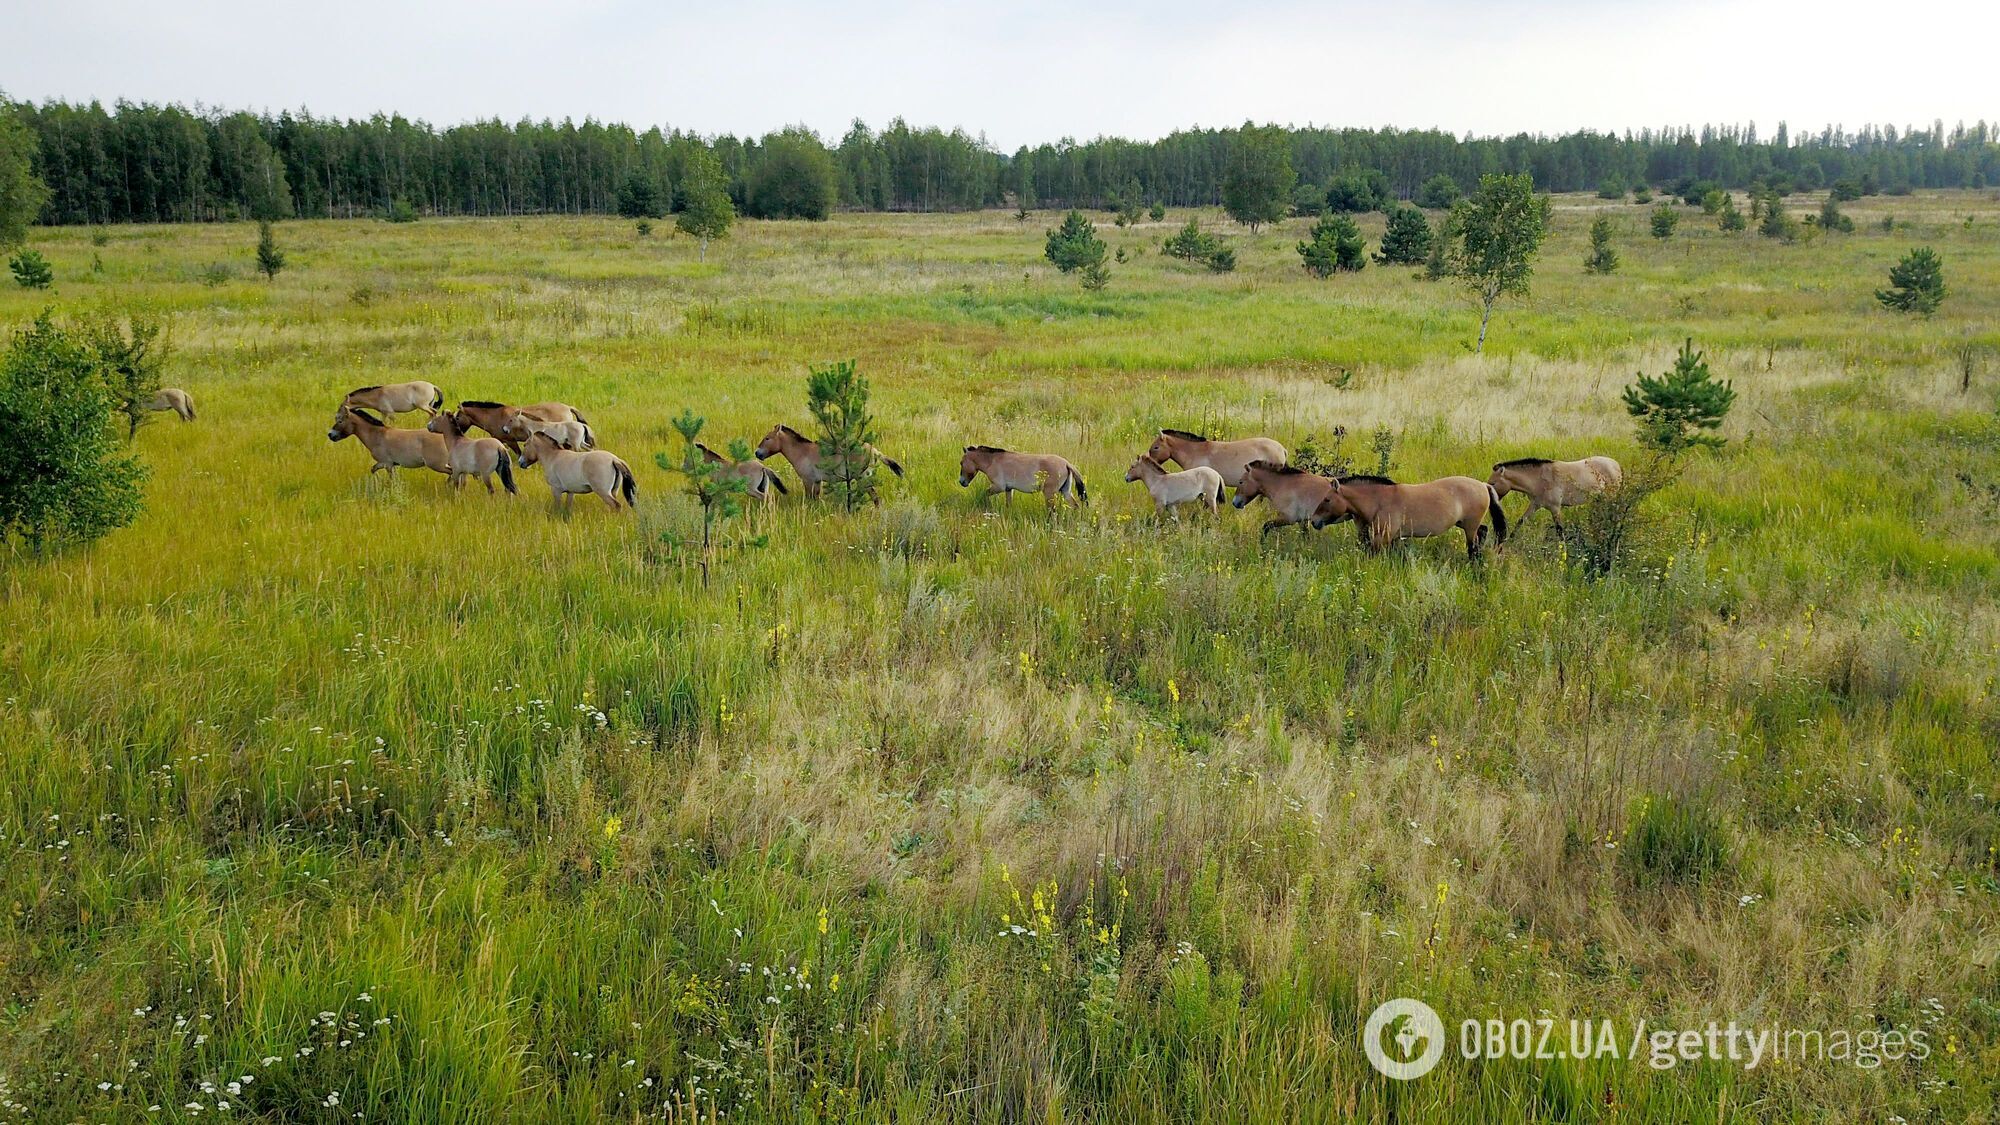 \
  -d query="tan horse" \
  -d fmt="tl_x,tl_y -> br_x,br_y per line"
1231,460 -> 1336,536
424,411 -> 518,494
343,381 -> 444,418
1145,429 -> 1288,488
1487,456 -> 1622,530
754,425 -> 905,499
1125,455 -> 1224,516
146,388 -> 195,421
509,415 -> 596,452
327,406 -> 449,478
452,400 -> 589,452
696,443 -> 788,503
1310,475 -> 1506,558
517,432 -> 637,512
958,446 -> 1088,507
